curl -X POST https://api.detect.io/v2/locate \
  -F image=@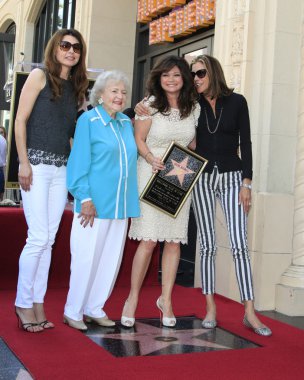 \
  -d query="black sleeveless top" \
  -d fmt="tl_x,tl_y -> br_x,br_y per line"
26,70 -> 78,166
